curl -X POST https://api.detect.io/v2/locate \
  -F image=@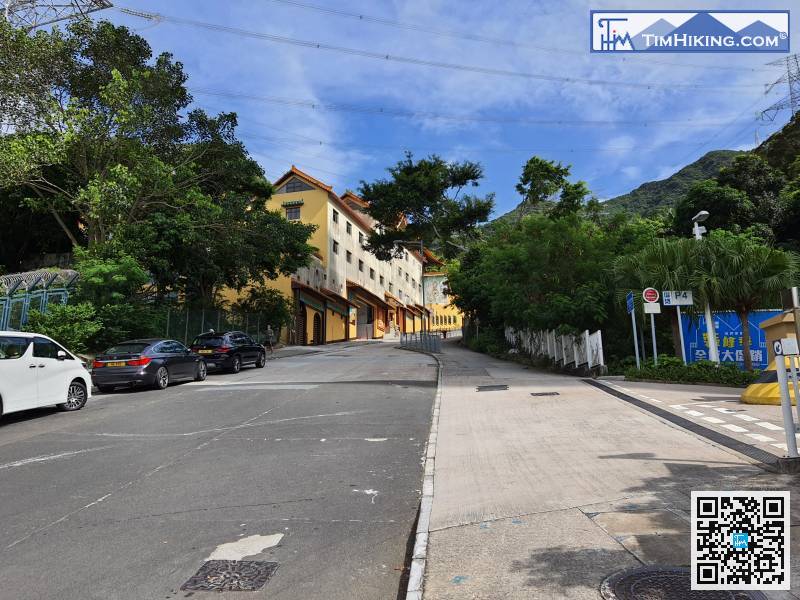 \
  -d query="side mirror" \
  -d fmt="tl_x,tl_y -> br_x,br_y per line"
57,350 -> 67,361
